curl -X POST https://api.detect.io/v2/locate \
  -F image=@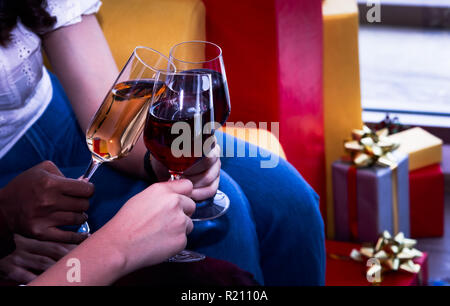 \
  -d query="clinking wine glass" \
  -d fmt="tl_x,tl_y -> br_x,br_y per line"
143,70 -> 215,262
78,46 -> 173,234
168,40 -> 231,221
